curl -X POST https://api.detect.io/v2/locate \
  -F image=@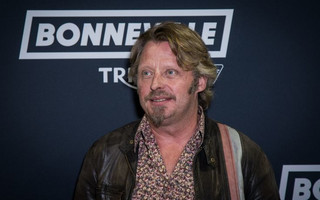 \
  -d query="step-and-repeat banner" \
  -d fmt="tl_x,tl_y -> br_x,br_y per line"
1,0 -> 319,199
